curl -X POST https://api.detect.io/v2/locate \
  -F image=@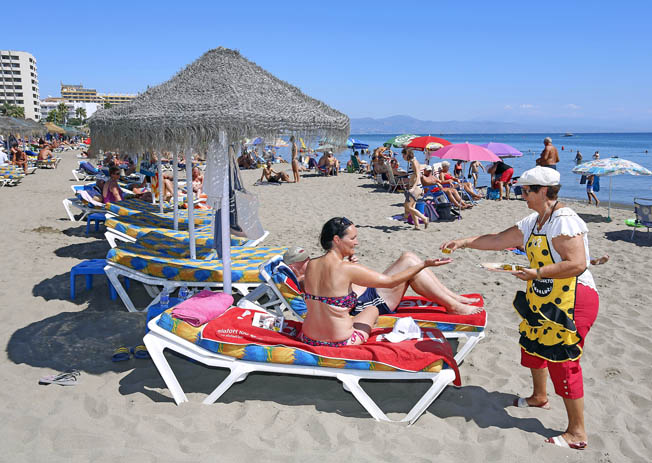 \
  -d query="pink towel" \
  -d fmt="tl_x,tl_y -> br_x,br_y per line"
171,290 -> 233,327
